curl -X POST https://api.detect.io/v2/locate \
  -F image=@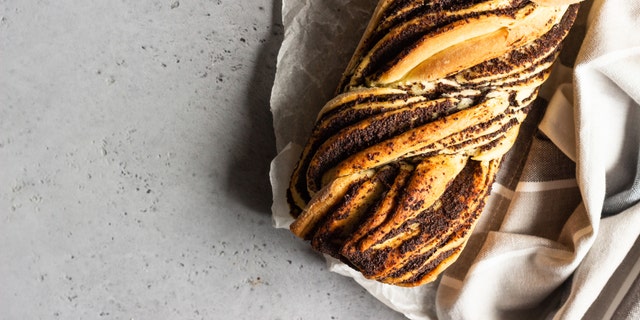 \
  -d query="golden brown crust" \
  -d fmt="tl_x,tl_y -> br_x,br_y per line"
287,0 -> 582,286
